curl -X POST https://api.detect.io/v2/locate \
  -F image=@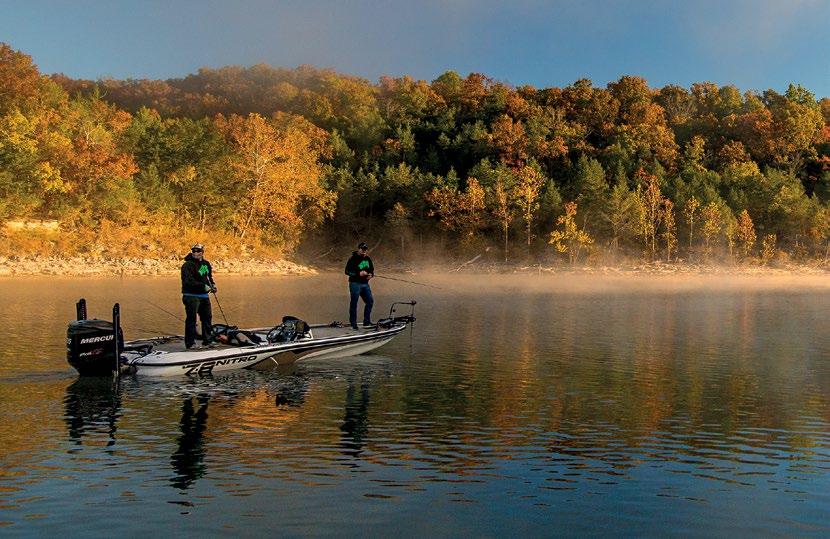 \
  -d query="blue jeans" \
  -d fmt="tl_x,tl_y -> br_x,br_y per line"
349,282 -> 374,327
